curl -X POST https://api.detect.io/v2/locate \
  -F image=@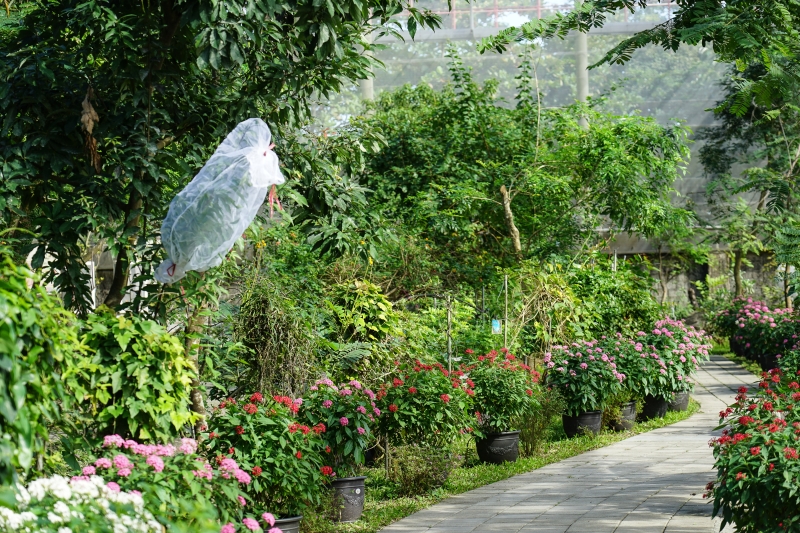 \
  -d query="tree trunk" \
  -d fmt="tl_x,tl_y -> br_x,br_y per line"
733,249 -> 743,297
104,191 -> 142,307
499,185 -> 522,259
185,304 -> 208,434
